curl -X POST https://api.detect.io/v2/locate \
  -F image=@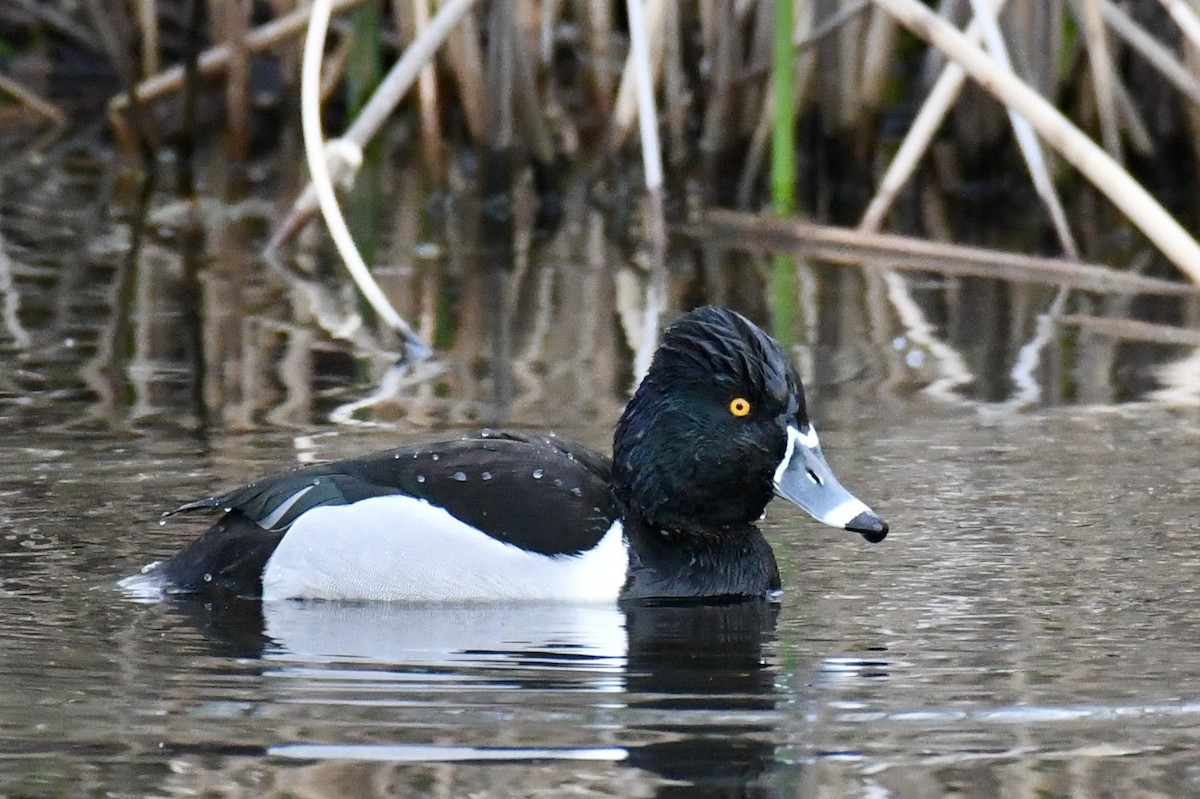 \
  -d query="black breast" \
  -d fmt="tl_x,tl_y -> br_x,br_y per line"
619,517 -> 781,601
